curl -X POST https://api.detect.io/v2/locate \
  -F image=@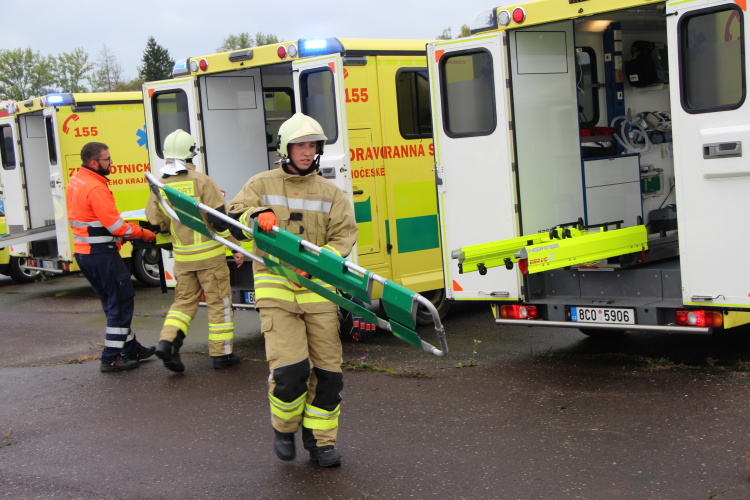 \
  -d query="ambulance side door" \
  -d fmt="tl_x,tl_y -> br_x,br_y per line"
292,55 -> 354,198
667,3 -> 750,308
43,107 -> 71,260
0,117 -> 25,235
428,34 -> 520,301
143,78 -> 201,175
